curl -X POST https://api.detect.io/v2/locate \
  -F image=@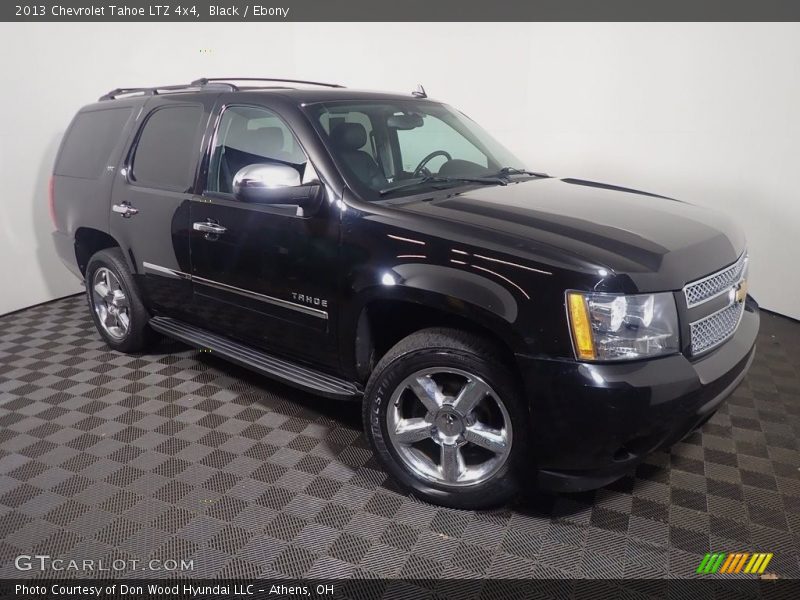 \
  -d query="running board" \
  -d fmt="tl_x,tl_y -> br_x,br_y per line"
149,316 -> 362,400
